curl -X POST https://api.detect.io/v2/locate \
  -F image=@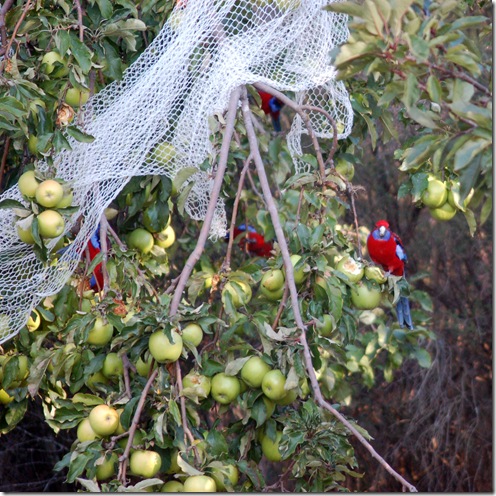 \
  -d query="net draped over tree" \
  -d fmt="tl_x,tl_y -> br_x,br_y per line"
0,0 -> 353,344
